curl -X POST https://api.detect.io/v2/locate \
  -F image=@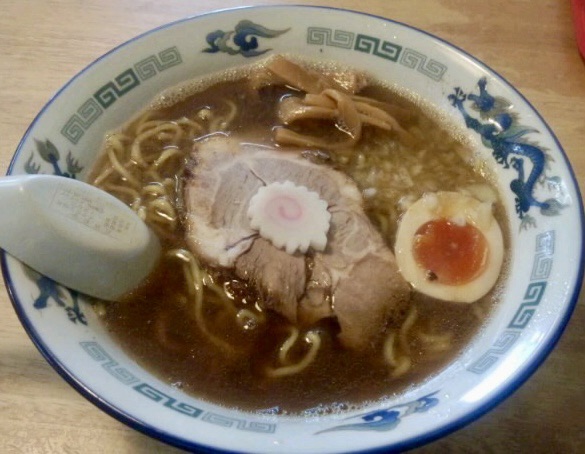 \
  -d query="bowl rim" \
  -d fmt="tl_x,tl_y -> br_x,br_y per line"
3,4 -> 584,453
